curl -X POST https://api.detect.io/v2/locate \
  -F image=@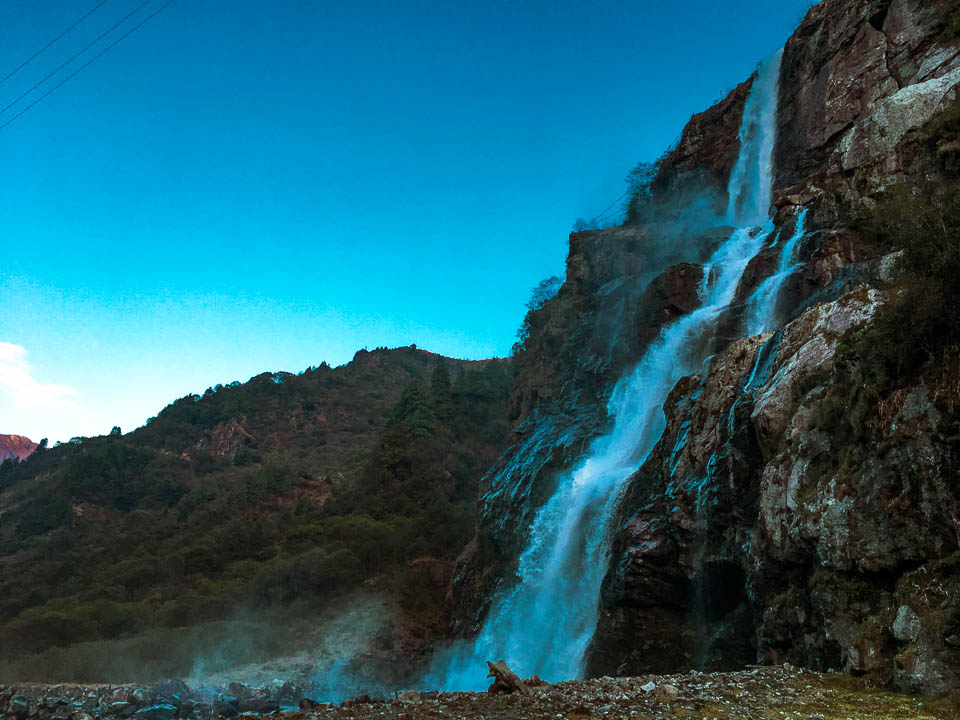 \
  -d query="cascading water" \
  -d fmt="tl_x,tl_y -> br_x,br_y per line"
430,49 -> 784,691
744,207 -> 809,336
726,50 -> 783,226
